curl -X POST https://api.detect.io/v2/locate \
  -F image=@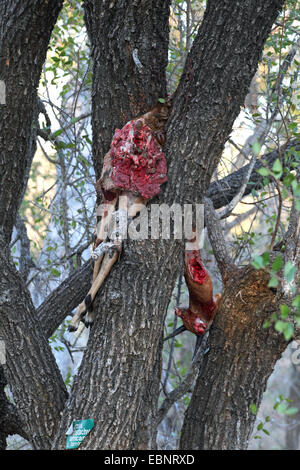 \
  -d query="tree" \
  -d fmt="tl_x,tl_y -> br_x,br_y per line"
0,0 -> 299,450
